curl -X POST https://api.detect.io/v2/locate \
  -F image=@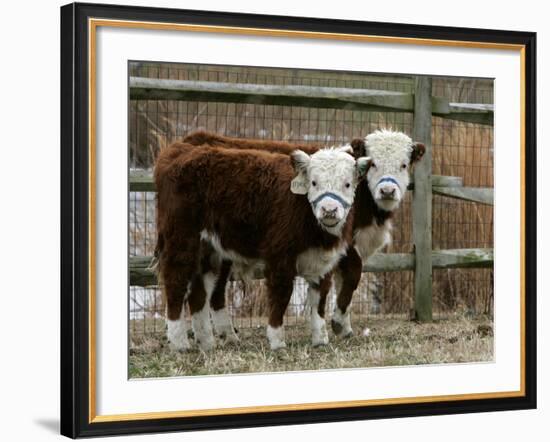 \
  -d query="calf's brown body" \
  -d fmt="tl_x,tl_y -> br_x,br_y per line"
154,142 -> 355,349
184,130 -> 422,338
